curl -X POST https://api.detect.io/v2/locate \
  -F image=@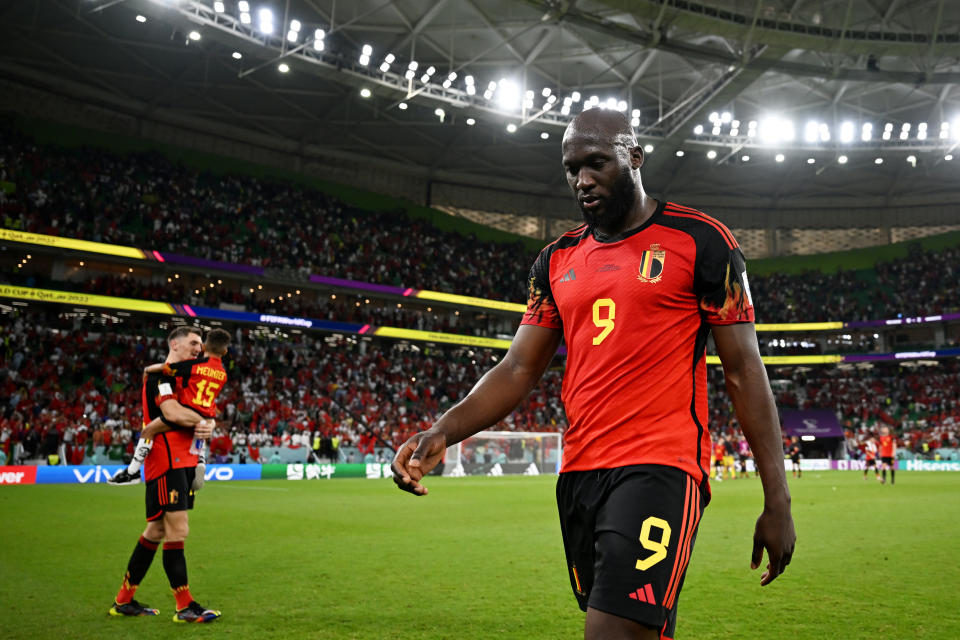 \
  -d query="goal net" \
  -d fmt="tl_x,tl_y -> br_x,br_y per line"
442,431 -> 562,477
